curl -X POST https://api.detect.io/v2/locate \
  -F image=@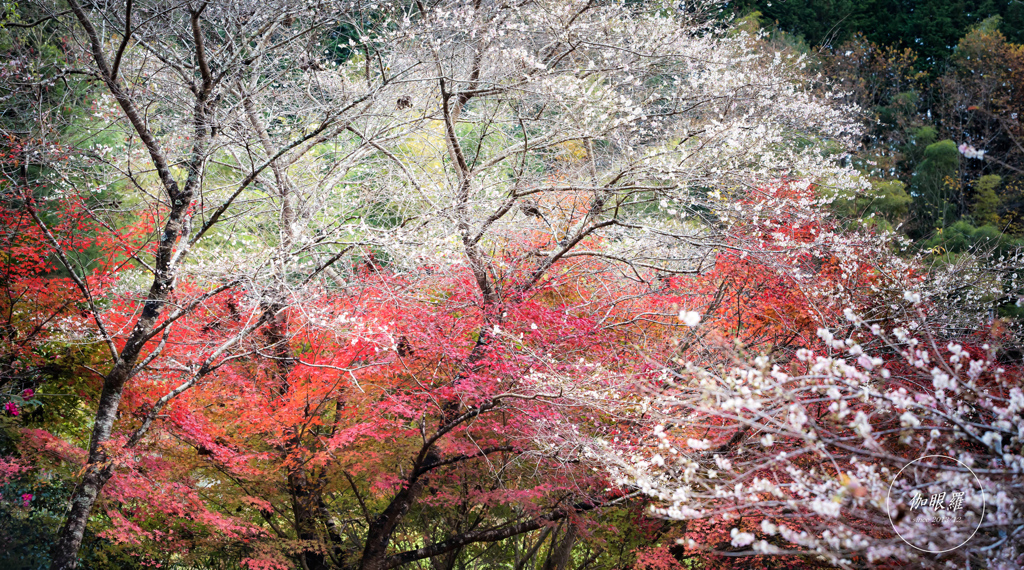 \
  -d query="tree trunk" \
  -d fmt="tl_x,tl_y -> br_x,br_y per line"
358,484 -> 422,570
542,523 -> 578,570
357,448 -> 438,570
49,365 -> 129,569
290,468 -> 330,570
49,465 -> 113,570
